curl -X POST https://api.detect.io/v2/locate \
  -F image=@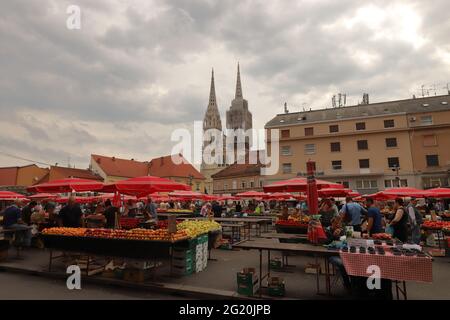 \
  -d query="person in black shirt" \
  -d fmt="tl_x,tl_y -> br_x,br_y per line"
103,200 -> 118,229
235,202 -> 242,214
58,196 -> 83,228
212,201 -> 223,217
21,201 -> 37,225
